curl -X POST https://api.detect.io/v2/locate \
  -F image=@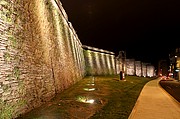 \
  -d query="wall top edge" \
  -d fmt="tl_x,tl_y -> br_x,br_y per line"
82,45 -> 115,55
126,59 -> 153,66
